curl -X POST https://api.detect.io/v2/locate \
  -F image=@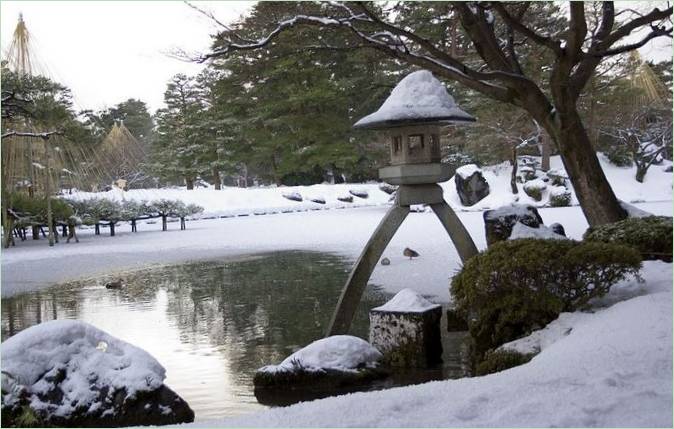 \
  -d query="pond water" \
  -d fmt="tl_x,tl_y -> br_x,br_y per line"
1,251 -> 467,422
